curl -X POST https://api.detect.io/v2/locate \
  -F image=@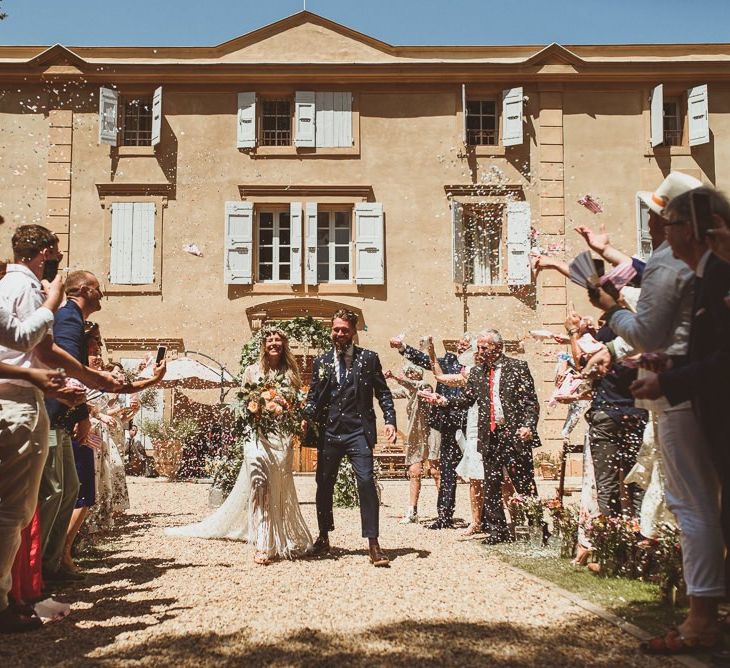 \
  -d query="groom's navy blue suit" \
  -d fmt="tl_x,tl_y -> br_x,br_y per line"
303,346 -> 396,538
